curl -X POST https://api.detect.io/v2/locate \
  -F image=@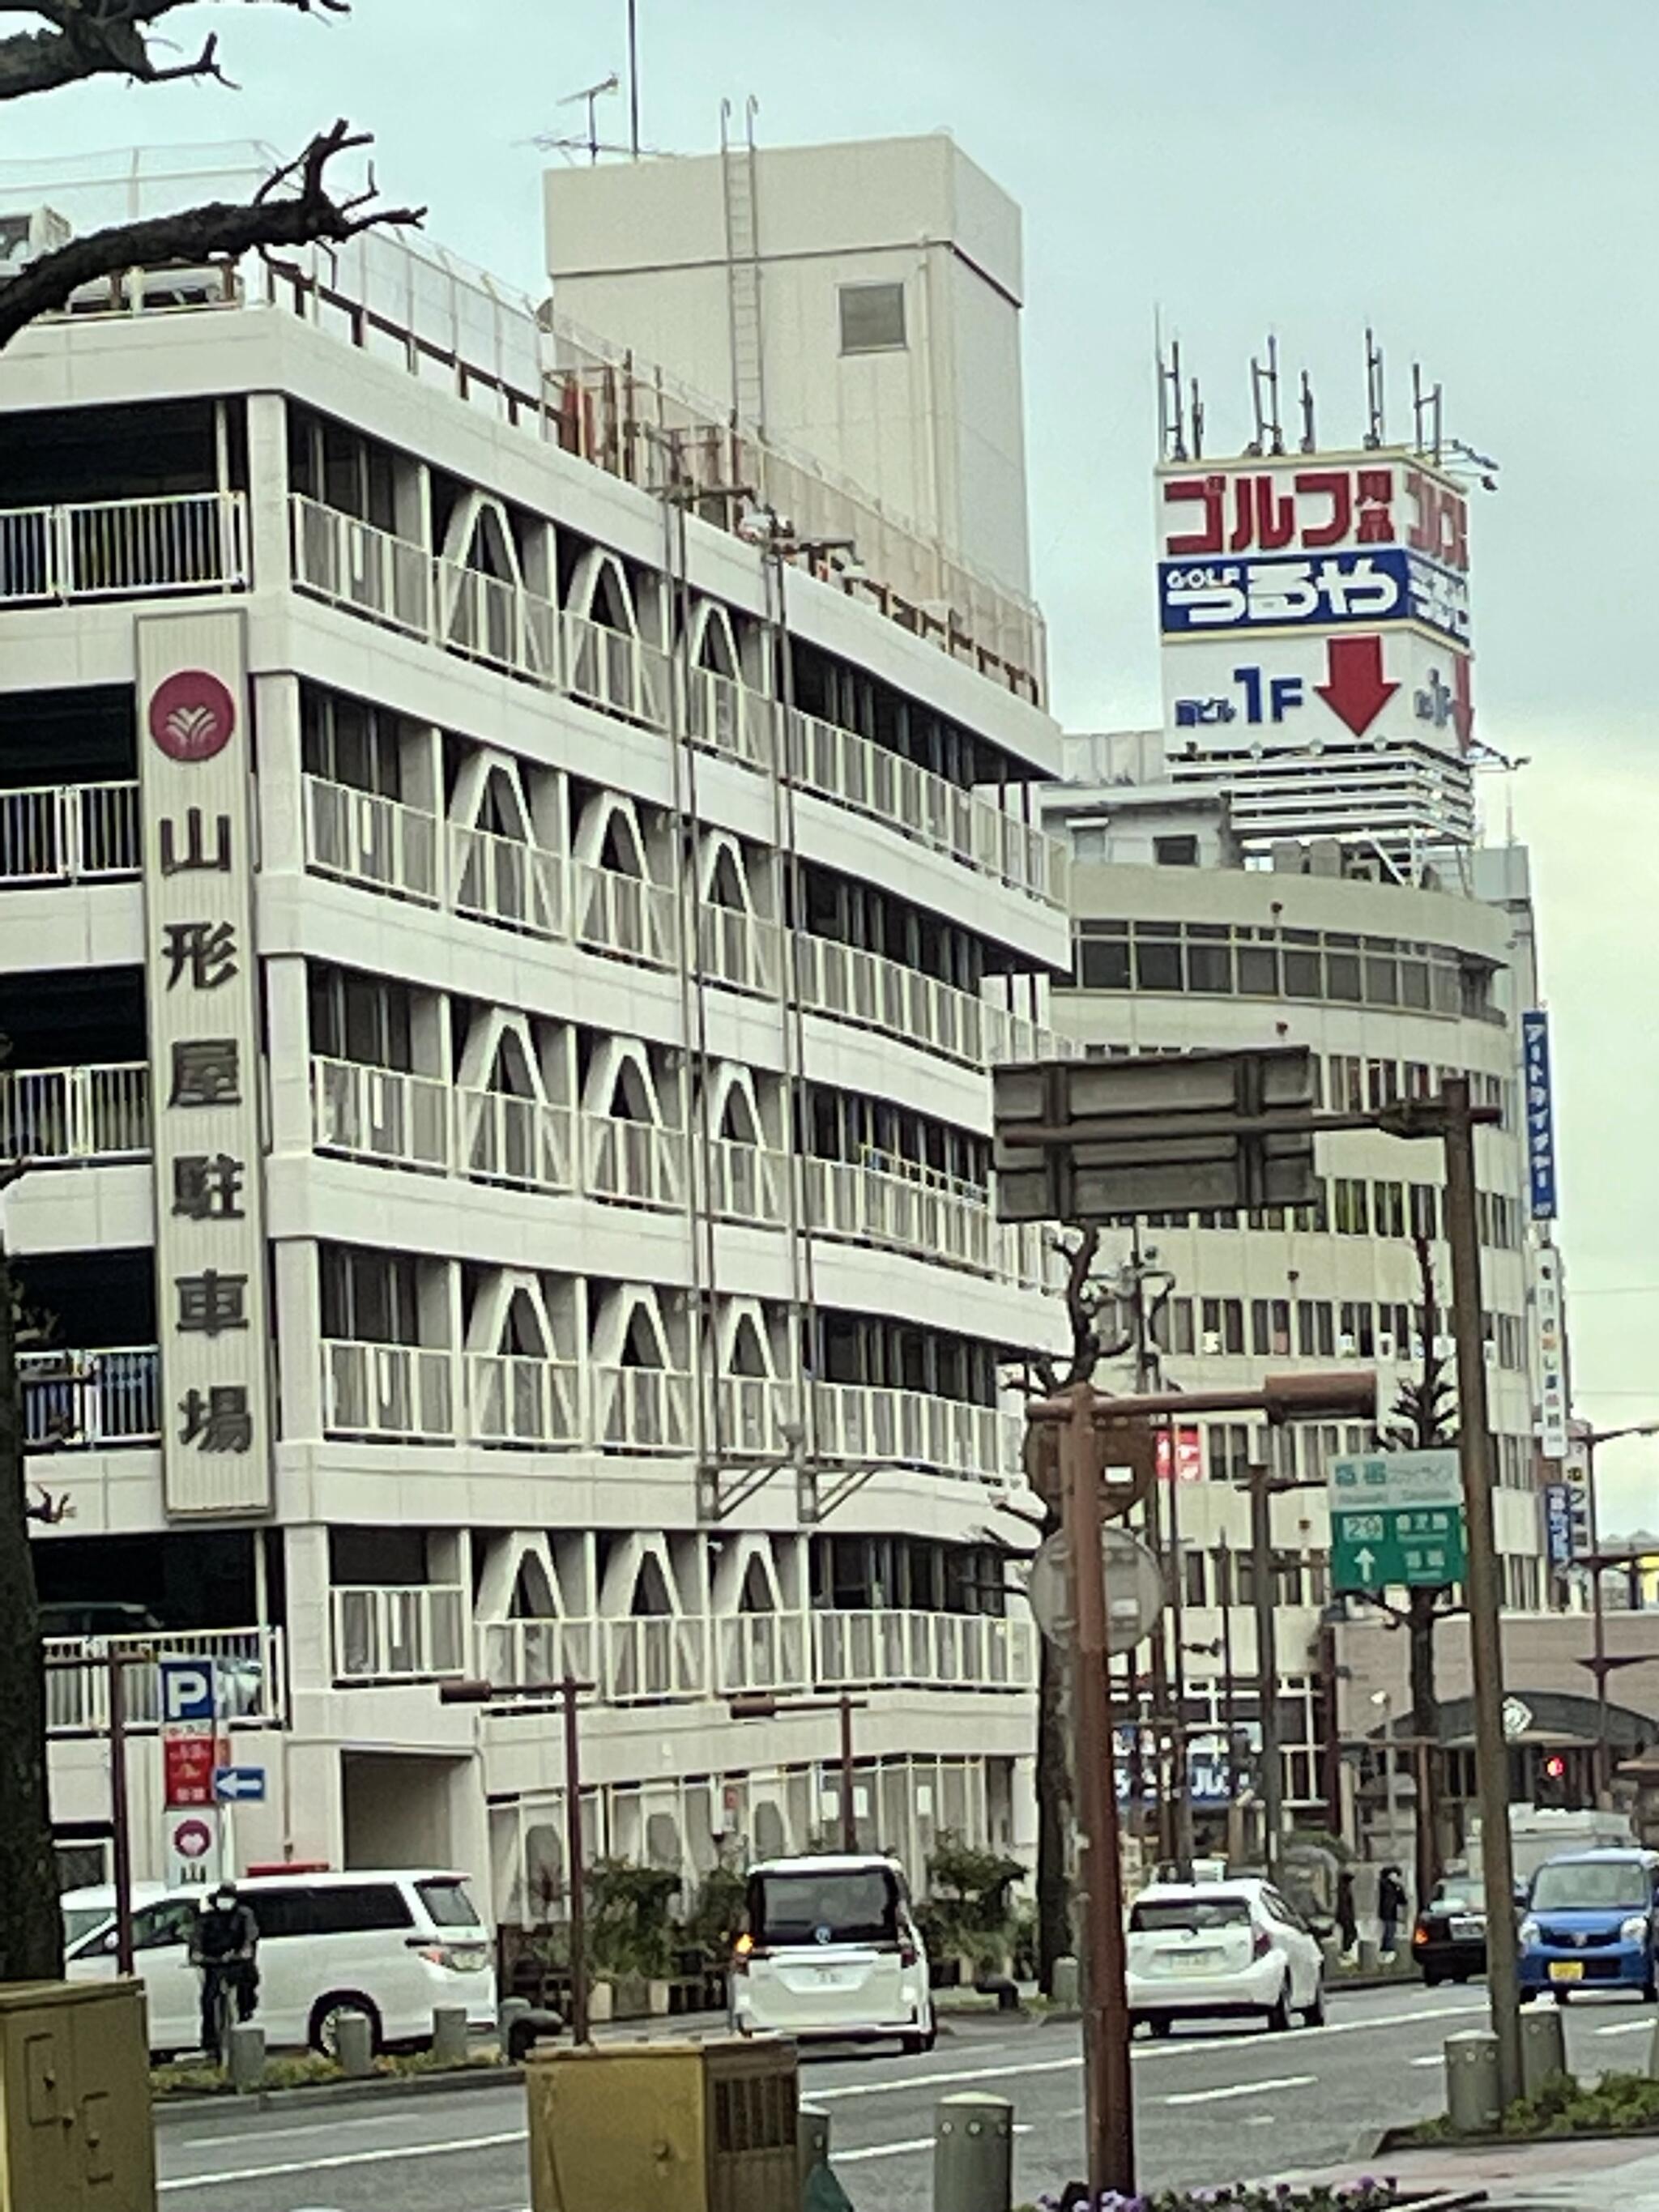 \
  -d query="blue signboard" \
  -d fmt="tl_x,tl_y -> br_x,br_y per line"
160,1658 -> 216,1727
214,1766 -> 267,1805
1522,1011 -> 1558,1220
1544,1484 -> 1573,1569
1158,548 -> 1470,645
